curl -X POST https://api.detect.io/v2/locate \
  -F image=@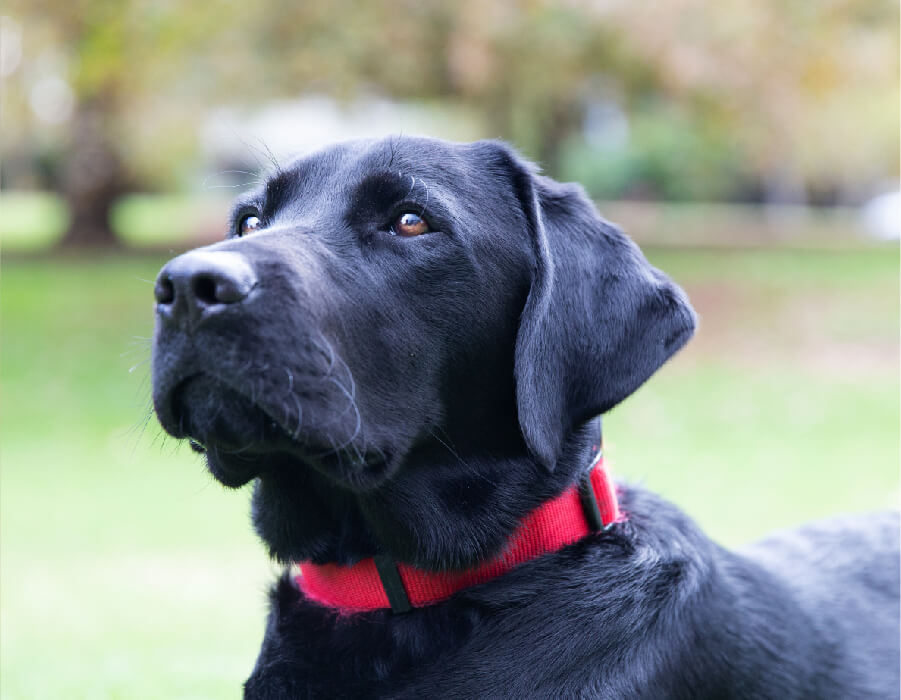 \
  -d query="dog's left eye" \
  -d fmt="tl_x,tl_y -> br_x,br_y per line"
390,212 -> 430,237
